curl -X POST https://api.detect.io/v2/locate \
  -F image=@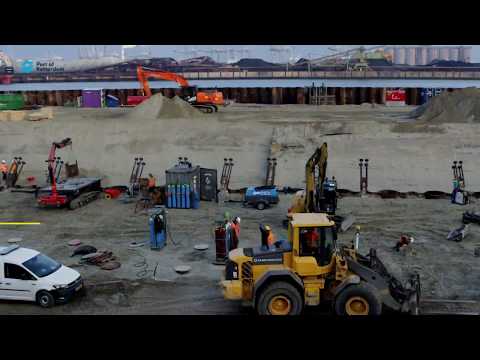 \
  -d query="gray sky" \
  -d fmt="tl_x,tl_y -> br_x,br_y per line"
2,45 -> 479,62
